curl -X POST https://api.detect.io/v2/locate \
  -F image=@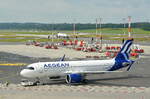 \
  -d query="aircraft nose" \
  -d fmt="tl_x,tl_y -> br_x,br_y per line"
20,69 -> 36,78
20,69 -> 27,77
20,69 -> 32,78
